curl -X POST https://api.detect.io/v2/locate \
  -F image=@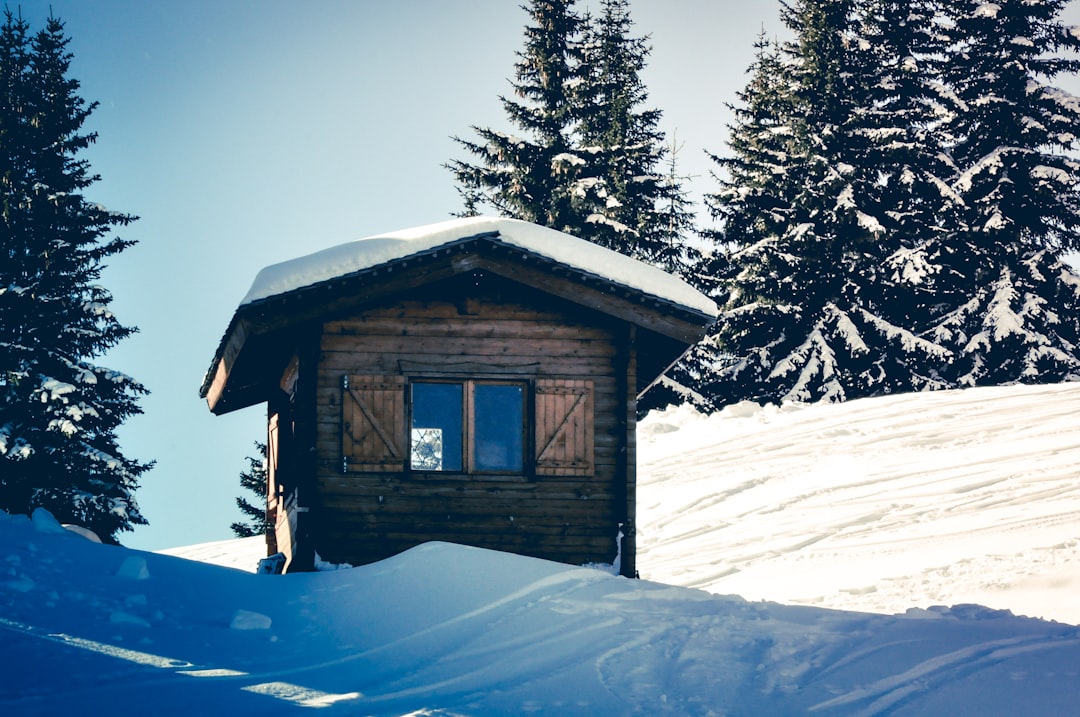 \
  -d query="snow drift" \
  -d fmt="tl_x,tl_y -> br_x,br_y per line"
3,506 -> 1080,715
